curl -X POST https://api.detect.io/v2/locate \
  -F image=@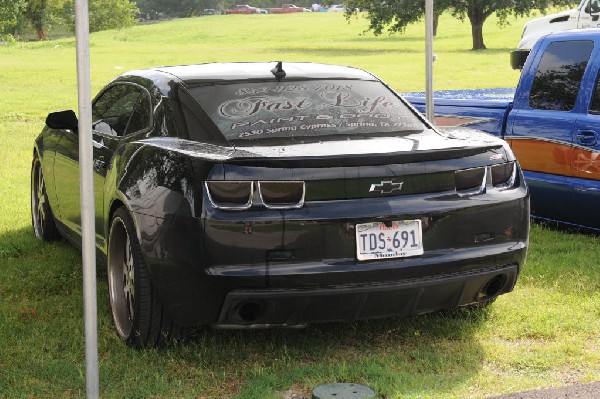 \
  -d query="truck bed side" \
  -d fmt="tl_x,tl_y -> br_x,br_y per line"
403,89 -> 514,136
